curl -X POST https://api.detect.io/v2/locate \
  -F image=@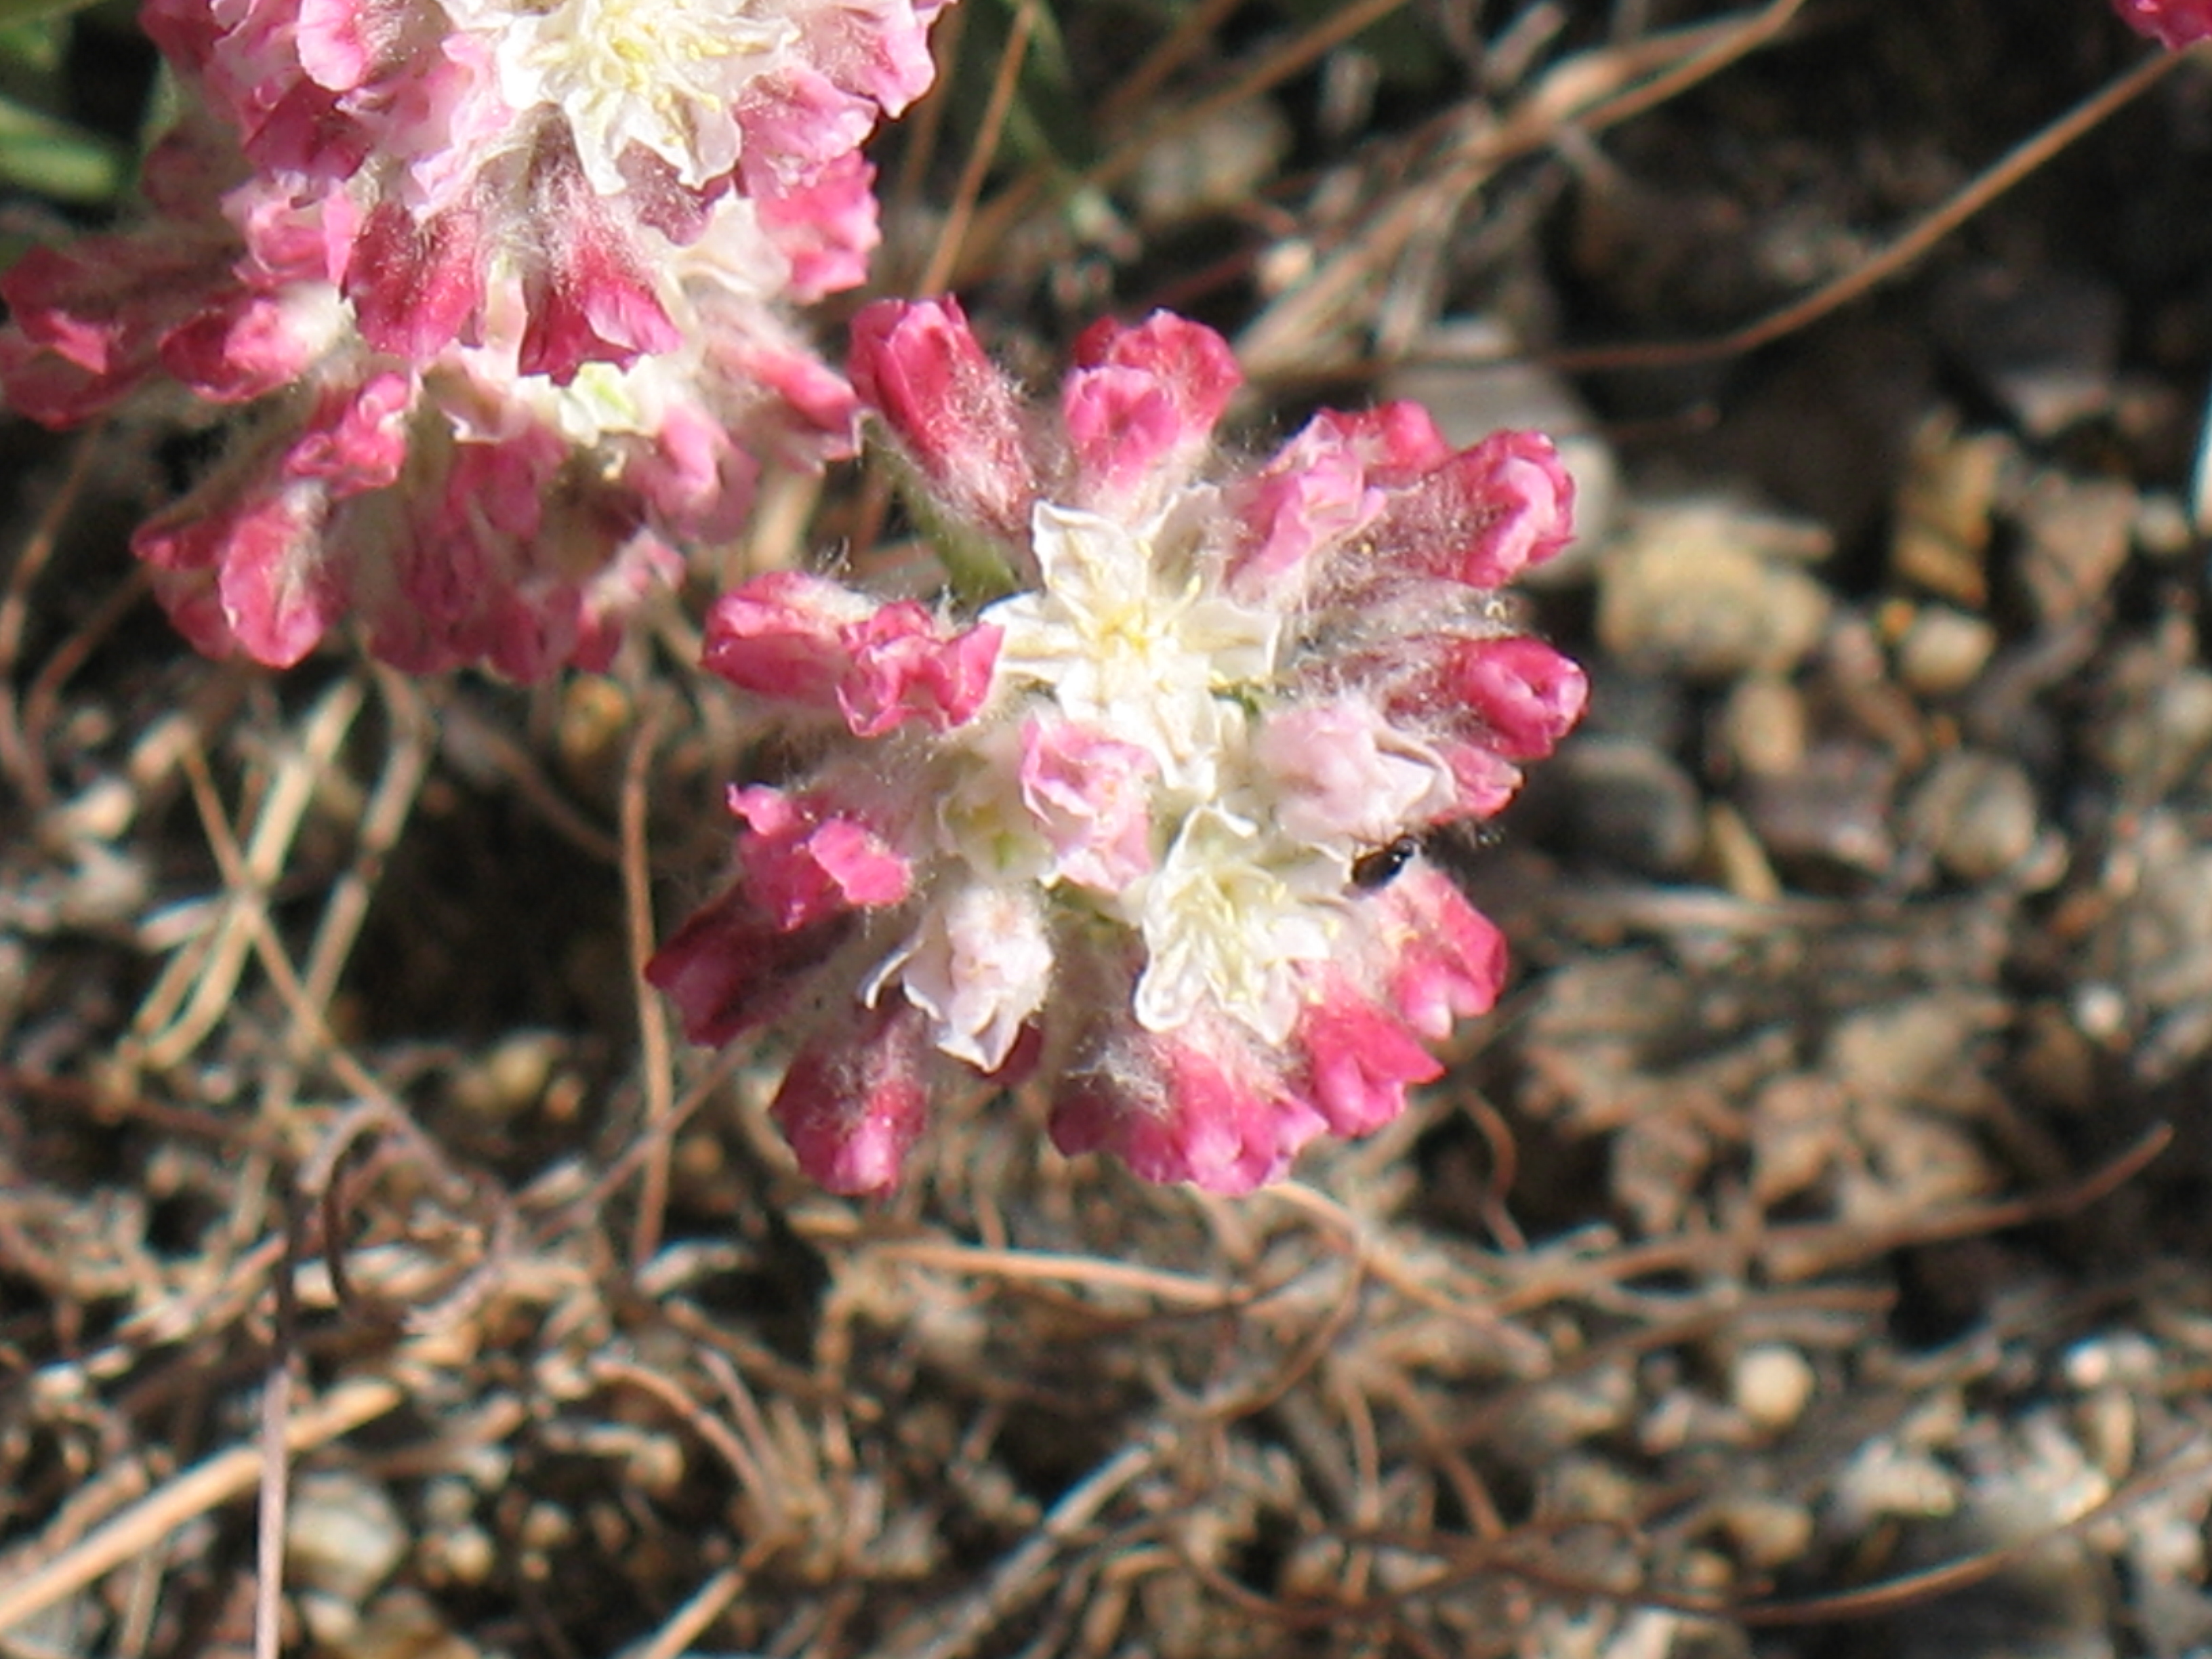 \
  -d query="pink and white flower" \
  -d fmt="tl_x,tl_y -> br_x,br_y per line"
0,0 -> 951,674
0,155 -> 848,672
139,0 -> 945,383
652,300 -> 1587,1194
